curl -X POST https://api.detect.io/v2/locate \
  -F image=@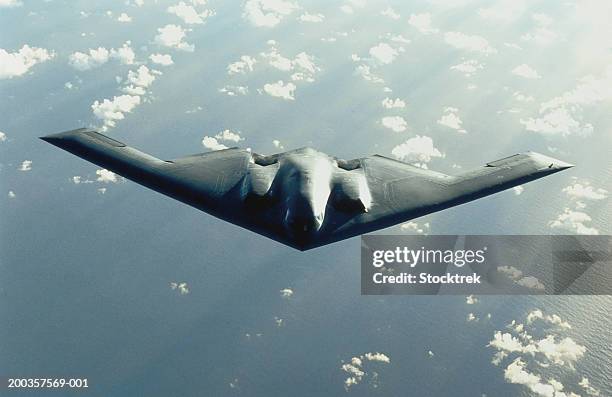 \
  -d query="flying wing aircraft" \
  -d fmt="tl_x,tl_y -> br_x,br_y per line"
41,128 -> 573,250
